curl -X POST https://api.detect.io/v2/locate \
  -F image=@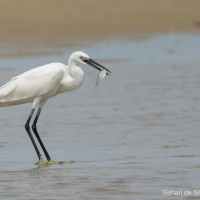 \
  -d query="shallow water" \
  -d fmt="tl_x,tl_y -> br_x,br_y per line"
0,34 -> 200,199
